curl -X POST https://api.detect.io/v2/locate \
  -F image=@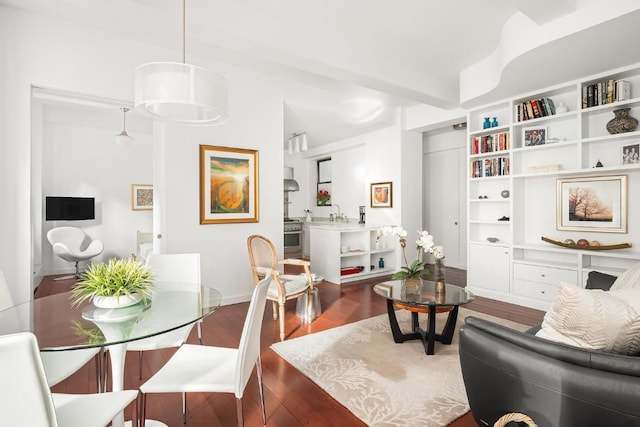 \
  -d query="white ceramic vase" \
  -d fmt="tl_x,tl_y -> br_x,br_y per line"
93,293 -> 142,309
